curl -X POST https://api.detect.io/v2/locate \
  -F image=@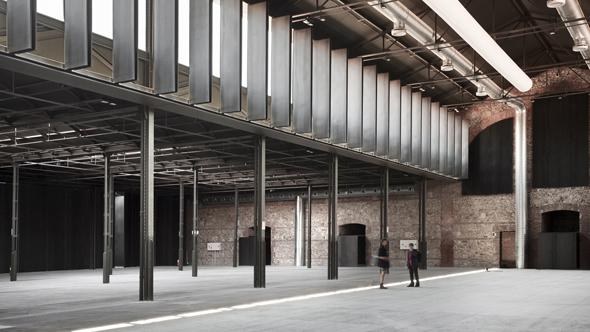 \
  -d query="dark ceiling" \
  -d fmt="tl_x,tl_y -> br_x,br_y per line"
272,0 -> 590,104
